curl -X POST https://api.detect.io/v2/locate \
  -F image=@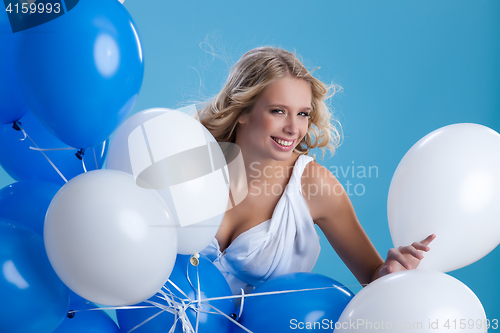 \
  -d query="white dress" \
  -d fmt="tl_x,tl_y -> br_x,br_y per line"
201,154 -> 321,296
